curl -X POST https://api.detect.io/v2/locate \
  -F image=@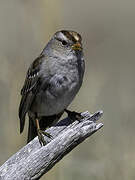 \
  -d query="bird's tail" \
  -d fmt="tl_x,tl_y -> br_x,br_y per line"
27,117 -> 37,143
